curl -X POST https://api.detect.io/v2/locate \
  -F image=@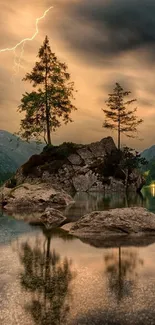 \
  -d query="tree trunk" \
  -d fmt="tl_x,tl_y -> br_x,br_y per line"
45,44 -> 51,145
118,129 -> 120,150
118,111 -> 121,150
44,236 -> 51,307
118,246 -> 122,302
